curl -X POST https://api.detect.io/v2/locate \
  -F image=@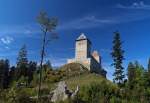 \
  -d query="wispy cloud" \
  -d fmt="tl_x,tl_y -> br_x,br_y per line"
117,1 -> 150,10
57,8 -> 150,31
0,8 -> 150,34
57,16 -> 115,30
5,46 -> 10,50
0,24 -> 40,39
0,36 -> 14,45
